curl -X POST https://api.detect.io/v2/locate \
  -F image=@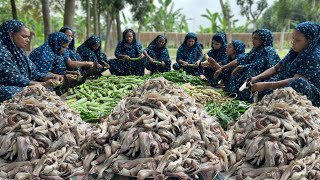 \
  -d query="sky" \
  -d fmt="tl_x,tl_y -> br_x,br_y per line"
123,0 -> 275,32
